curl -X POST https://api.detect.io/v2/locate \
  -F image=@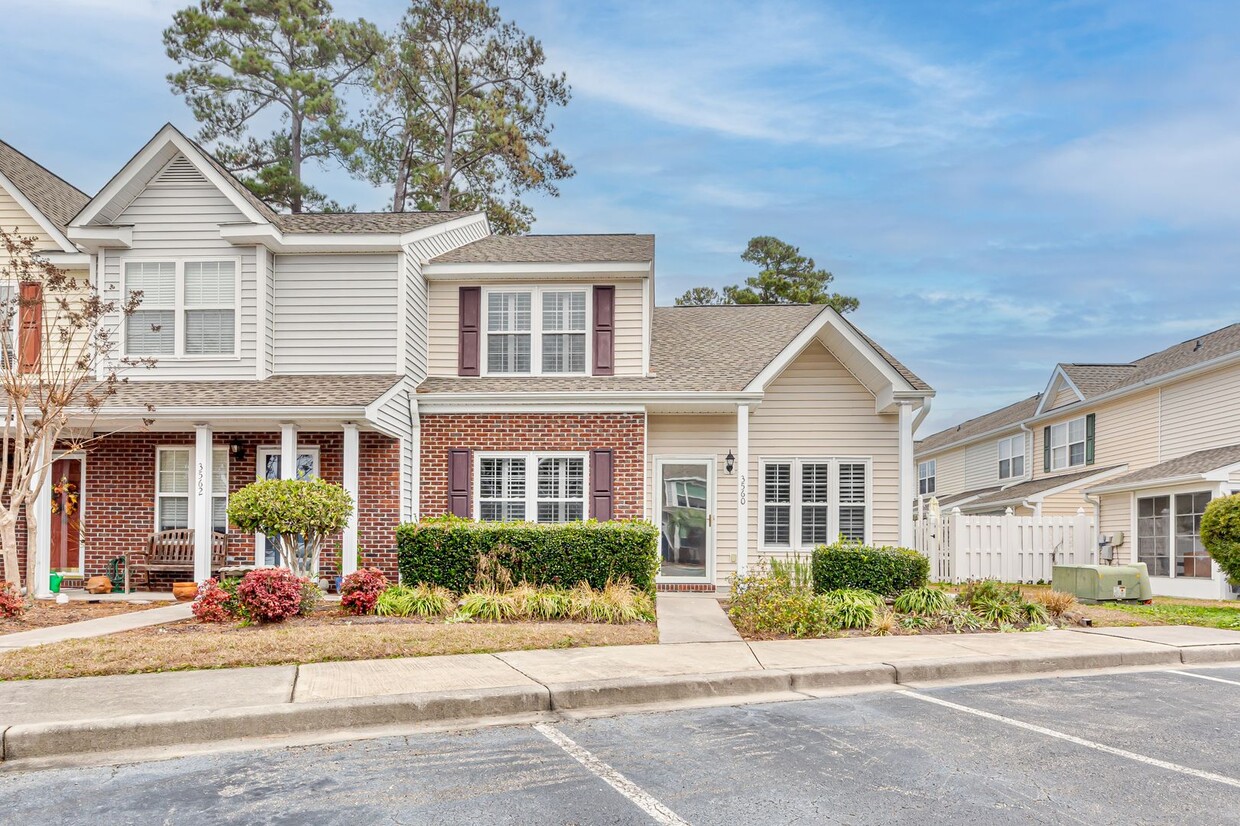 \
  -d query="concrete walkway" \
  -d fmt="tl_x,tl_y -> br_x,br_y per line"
0,603 -> 194,652
3,625 -> 1239,765
655,594 -> 741,643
